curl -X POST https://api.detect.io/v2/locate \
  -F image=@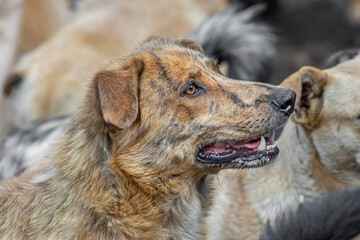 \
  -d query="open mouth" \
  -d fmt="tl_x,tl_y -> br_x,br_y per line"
197,130 -> 279,168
